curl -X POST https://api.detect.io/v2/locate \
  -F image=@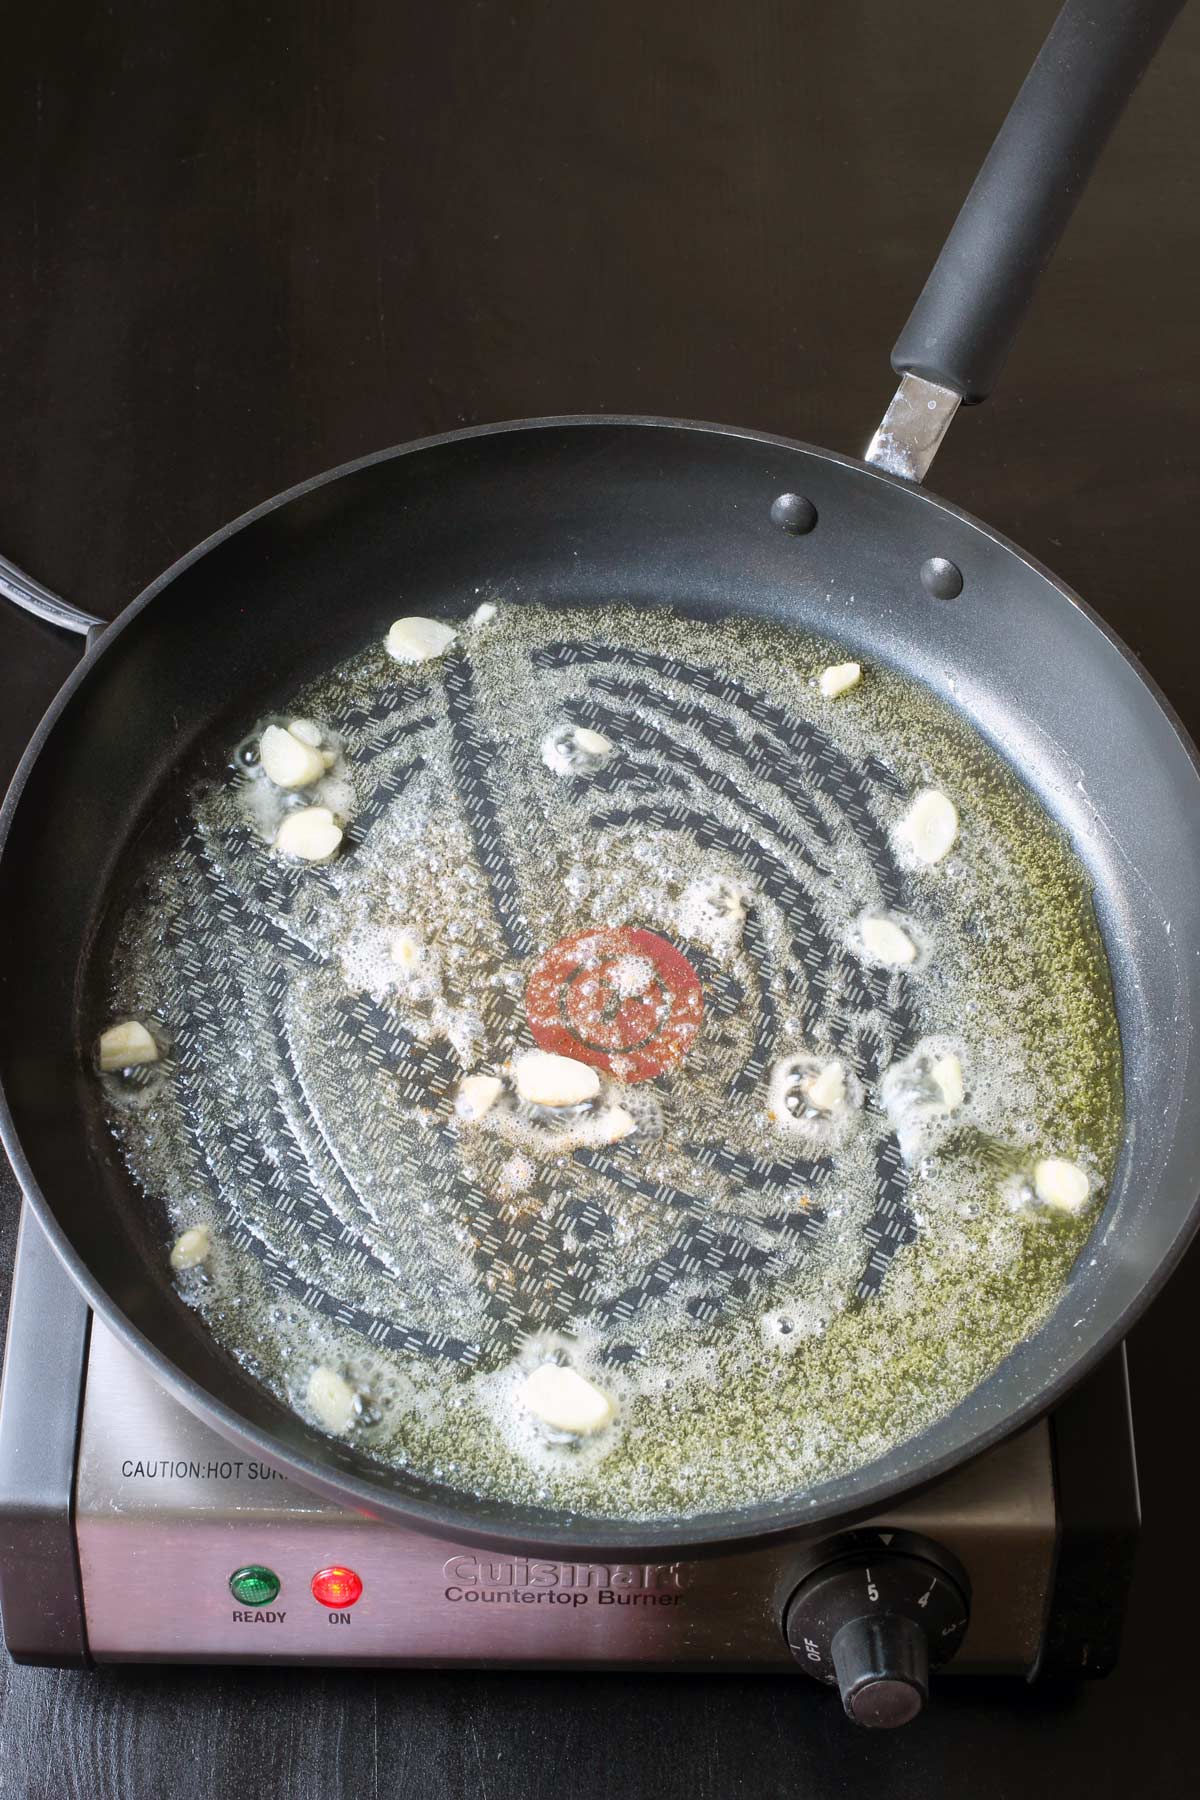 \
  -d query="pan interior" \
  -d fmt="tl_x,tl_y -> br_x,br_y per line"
89,596 -> 1122,1521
